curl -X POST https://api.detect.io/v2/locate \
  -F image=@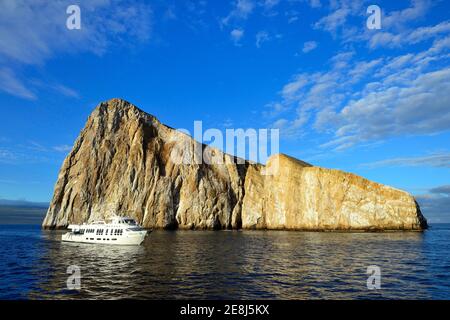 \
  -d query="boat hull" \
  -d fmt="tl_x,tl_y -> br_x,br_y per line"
62,230 -> 147,245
